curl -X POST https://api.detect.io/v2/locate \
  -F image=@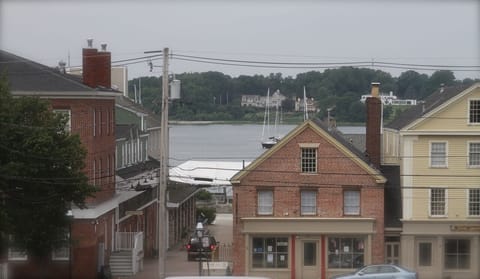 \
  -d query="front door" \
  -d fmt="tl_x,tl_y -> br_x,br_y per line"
385,242 -> 400,264
301,240 -> 319,279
